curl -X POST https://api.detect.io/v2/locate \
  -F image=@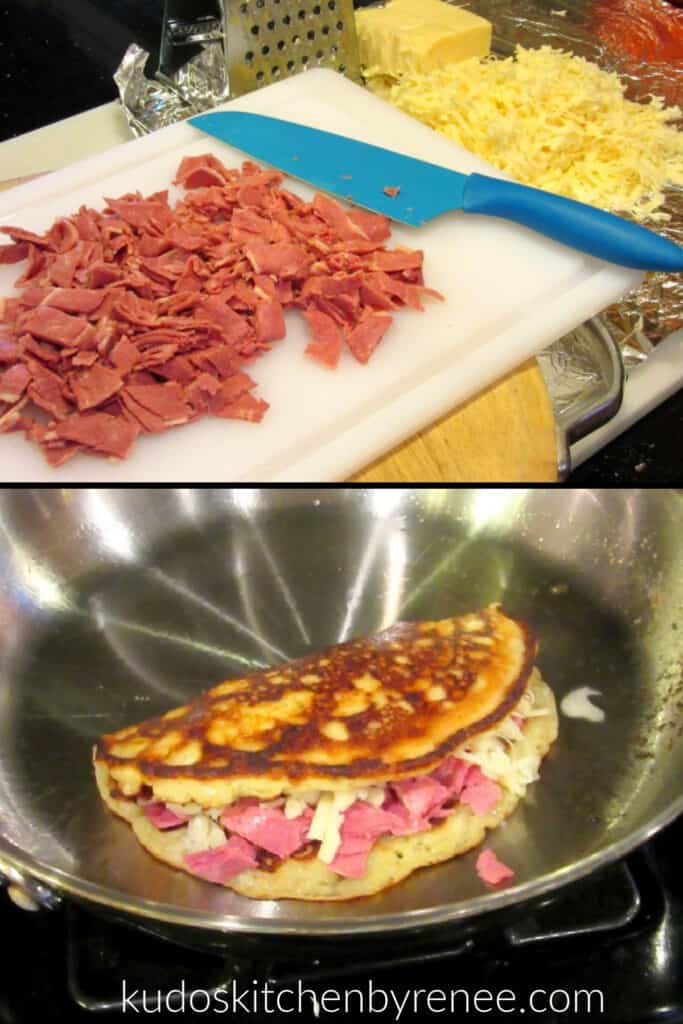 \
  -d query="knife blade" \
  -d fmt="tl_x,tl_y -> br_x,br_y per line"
190,111 -> 683,272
